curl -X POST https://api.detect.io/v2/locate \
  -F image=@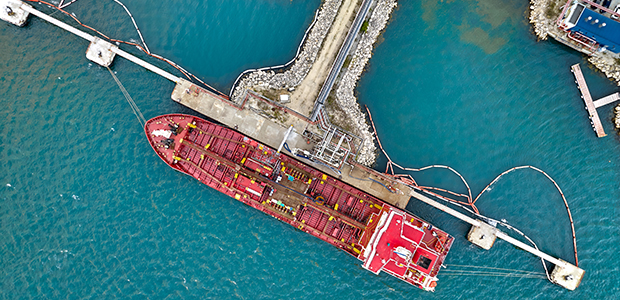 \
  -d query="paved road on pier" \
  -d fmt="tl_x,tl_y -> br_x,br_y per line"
310,0 -> 373,121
